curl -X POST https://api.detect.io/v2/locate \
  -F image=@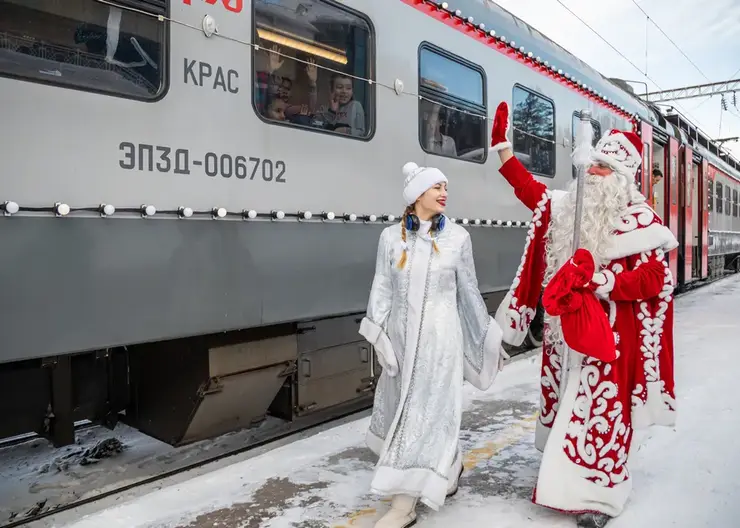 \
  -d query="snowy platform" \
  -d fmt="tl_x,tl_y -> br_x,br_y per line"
28,275 -> 740,528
